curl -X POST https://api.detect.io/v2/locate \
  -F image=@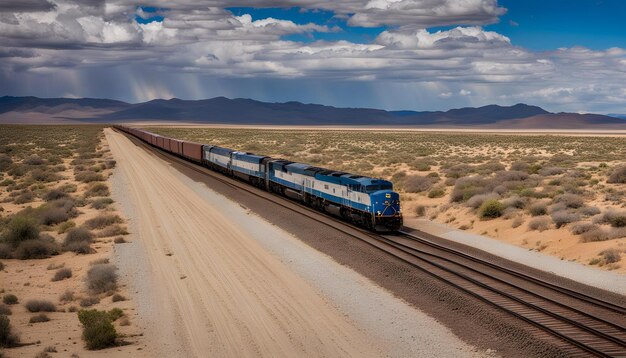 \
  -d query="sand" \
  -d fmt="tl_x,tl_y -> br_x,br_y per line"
128,122 -> 626,136
0,138 -> 142,357
104,128 -> 383,357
